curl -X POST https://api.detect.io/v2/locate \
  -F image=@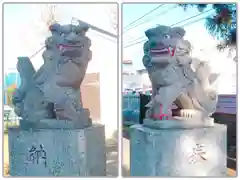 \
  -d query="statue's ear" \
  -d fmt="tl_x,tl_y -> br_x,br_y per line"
145,27 -> 159,38
145,29 -> 152,39
79,23 -> 89,32
49,23 -> 61,32
171,27 -> 186,37
209,73 -> 219,84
